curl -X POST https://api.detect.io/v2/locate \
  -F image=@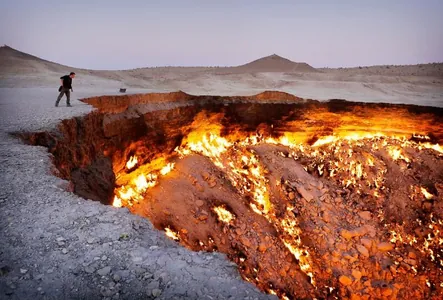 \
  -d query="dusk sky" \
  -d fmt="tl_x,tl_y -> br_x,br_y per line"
1,0 -> 442,70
